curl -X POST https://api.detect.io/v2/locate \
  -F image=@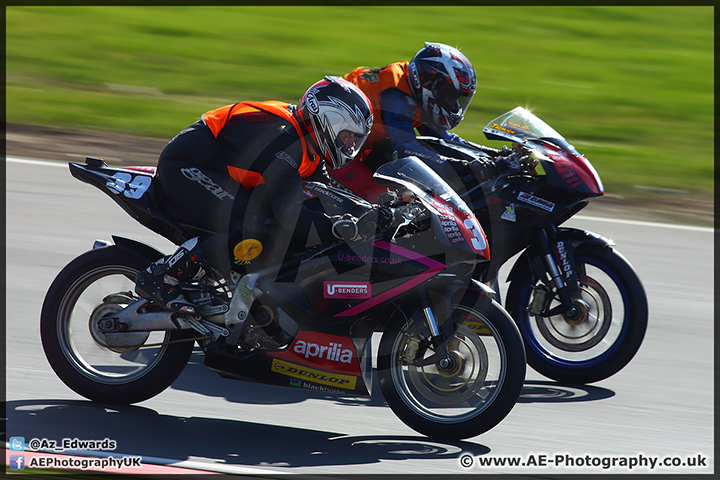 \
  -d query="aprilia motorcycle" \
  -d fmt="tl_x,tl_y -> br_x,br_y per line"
414,107 -> 648,384
41,155 -> 526,440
